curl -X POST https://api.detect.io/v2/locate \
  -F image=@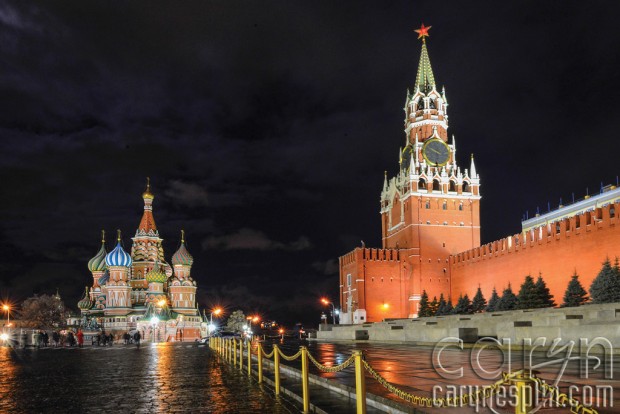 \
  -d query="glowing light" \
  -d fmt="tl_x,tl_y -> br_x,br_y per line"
157,299 -> 166,307
150,316 -> 160,325
213,308 -> 222,316
321,298 -> 329,305
0,333 -> 8,341
2,305 -> 8,311
252,316 -> 259,323
278,328 -> 284,334
382,303 -> 389,309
